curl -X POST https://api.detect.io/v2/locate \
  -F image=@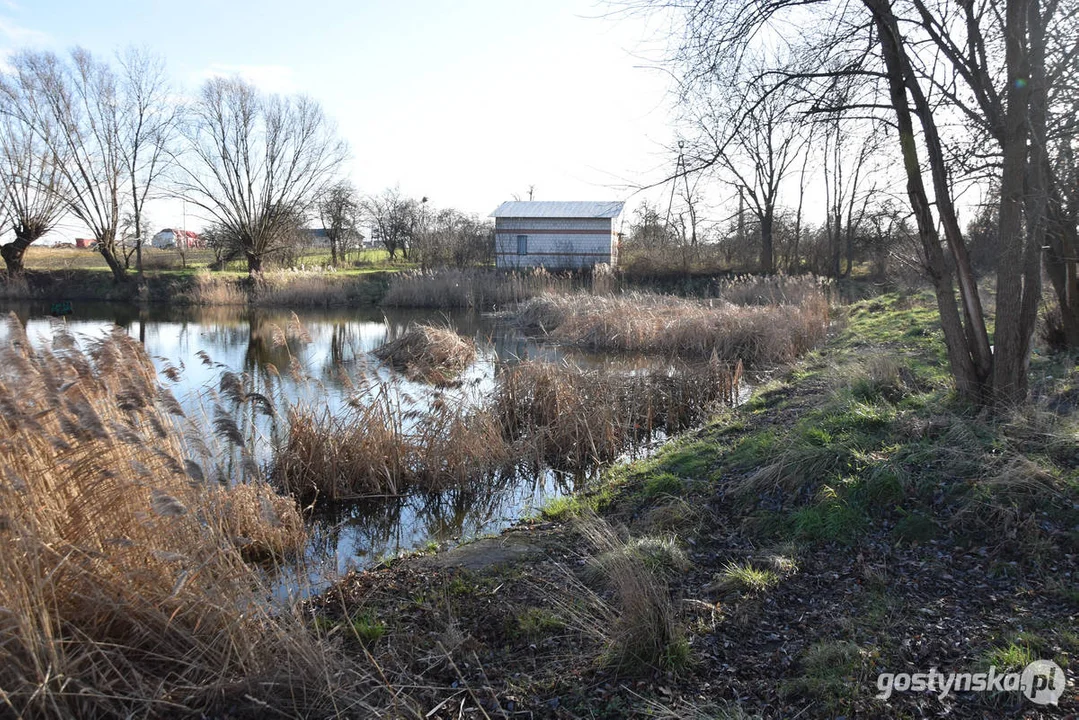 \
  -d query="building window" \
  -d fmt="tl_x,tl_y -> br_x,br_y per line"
517,235 -> 528,255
